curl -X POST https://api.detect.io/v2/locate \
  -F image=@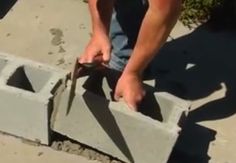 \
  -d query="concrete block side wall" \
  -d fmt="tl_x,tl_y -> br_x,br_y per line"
0,52 -> 66,97
52,78 -> 187,163
0,58 -> 8,72
156,92 -> 190,109
0,52 -> 61,72
155,92 -> 190,125
0,90 -> 49,144
0,52 -> 66,144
